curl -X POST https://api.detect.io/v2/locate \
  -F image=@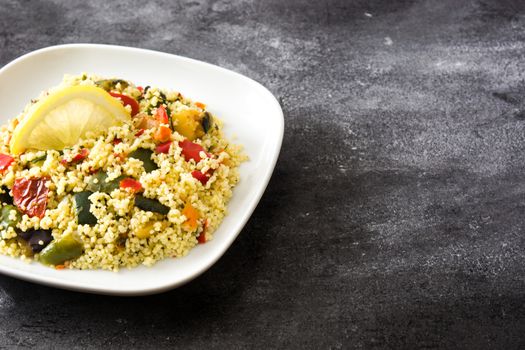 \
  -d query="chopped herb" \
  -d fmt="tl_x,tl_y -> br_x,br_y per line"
95,79 -> 129,91
31,155 -> 47,164
159,91 -> 167,103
